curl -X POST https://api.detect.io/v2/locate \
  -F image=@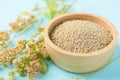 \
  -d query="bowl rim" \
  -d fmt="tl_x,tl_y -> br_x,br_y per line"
44,12 -> 118,57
